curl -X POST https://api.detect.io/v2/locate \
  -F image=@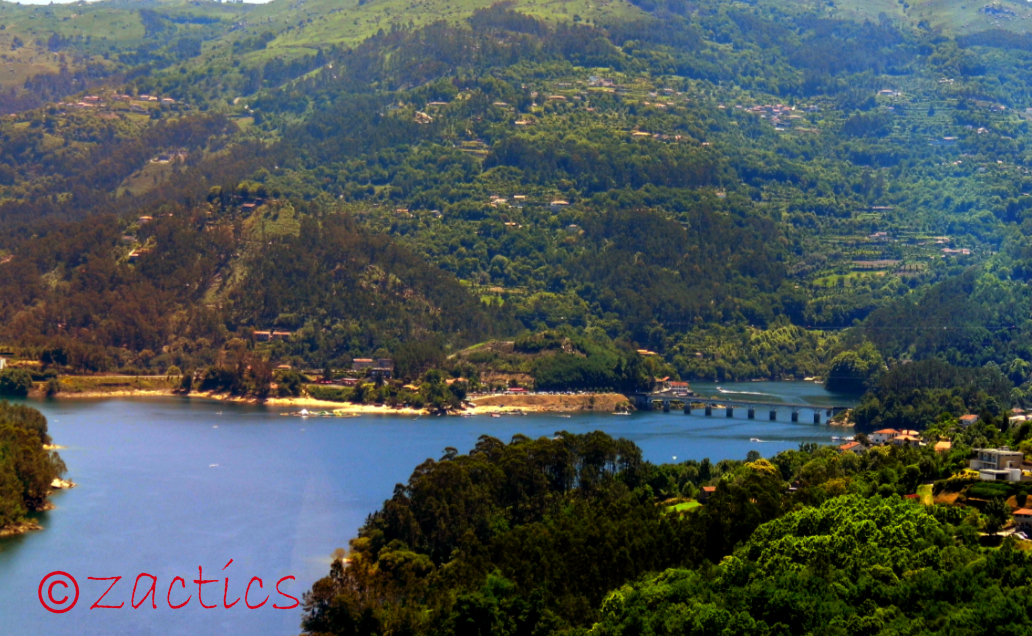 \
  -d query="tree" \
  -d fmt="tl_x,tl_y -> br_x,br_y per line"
275,369 -> 305,397
0,368 -> 32,397
825,343 -> 884,393
984,496 -> 1010,535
